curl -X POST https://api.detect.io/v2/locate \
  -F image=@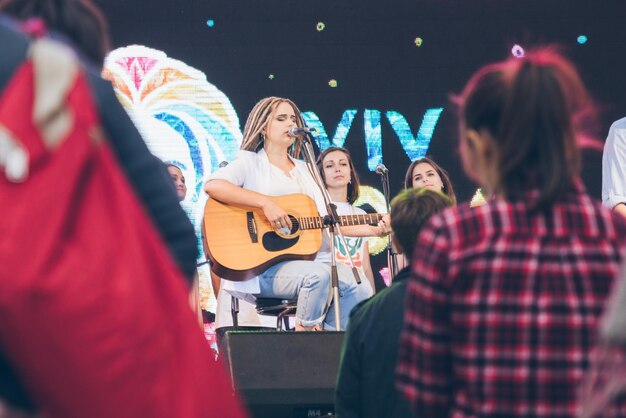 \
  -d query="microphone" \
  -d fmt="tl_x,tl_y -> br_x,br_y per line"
375,163 -> 389,175
287,127 -> 316,137
218,161 -> 229,168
